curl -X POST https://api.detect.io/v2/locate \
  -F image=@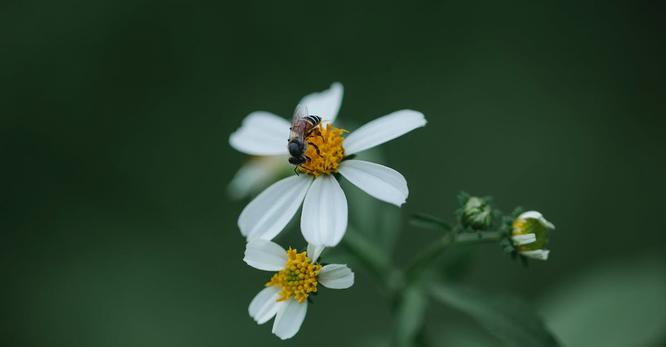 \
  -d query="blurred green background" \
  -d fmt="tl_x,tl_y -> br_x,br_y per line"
2,0 -> 665,346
